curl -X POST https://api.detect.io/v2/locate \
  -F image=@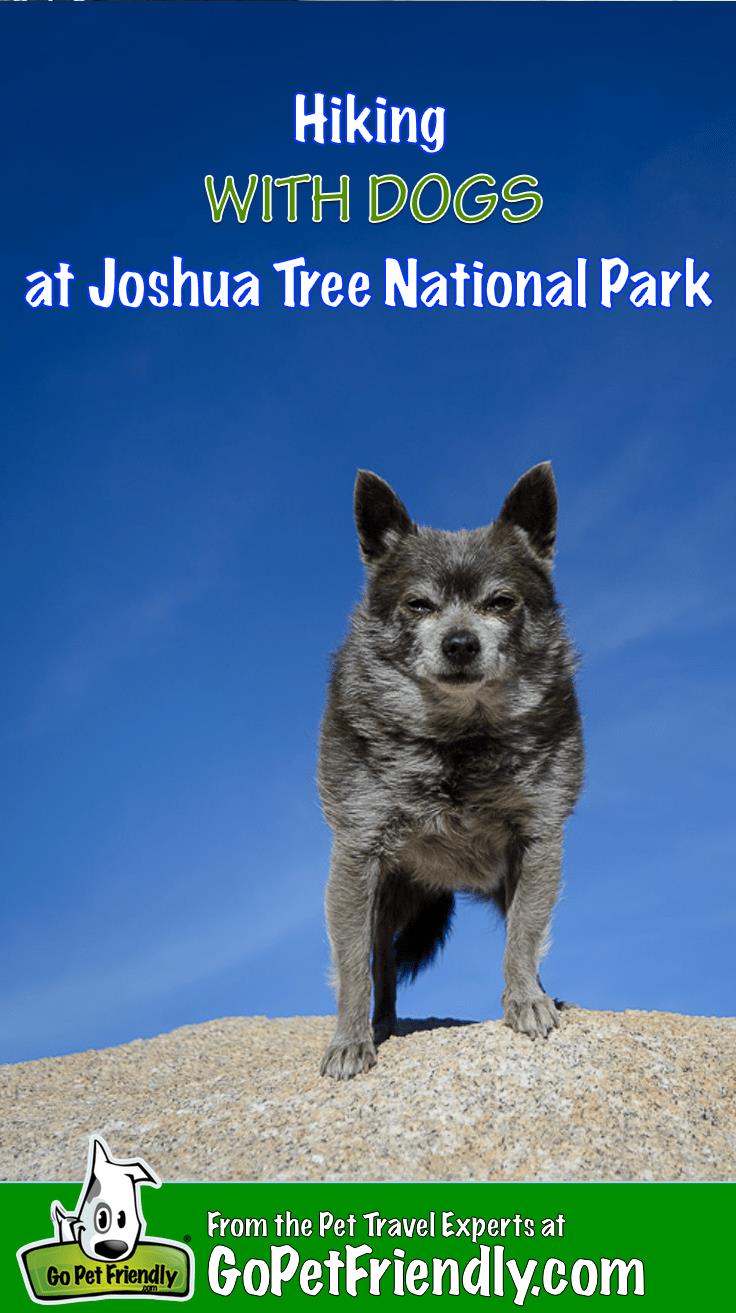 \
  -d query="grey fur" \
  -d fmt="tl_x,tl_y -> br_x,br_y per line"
319,464 -> 584,1079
